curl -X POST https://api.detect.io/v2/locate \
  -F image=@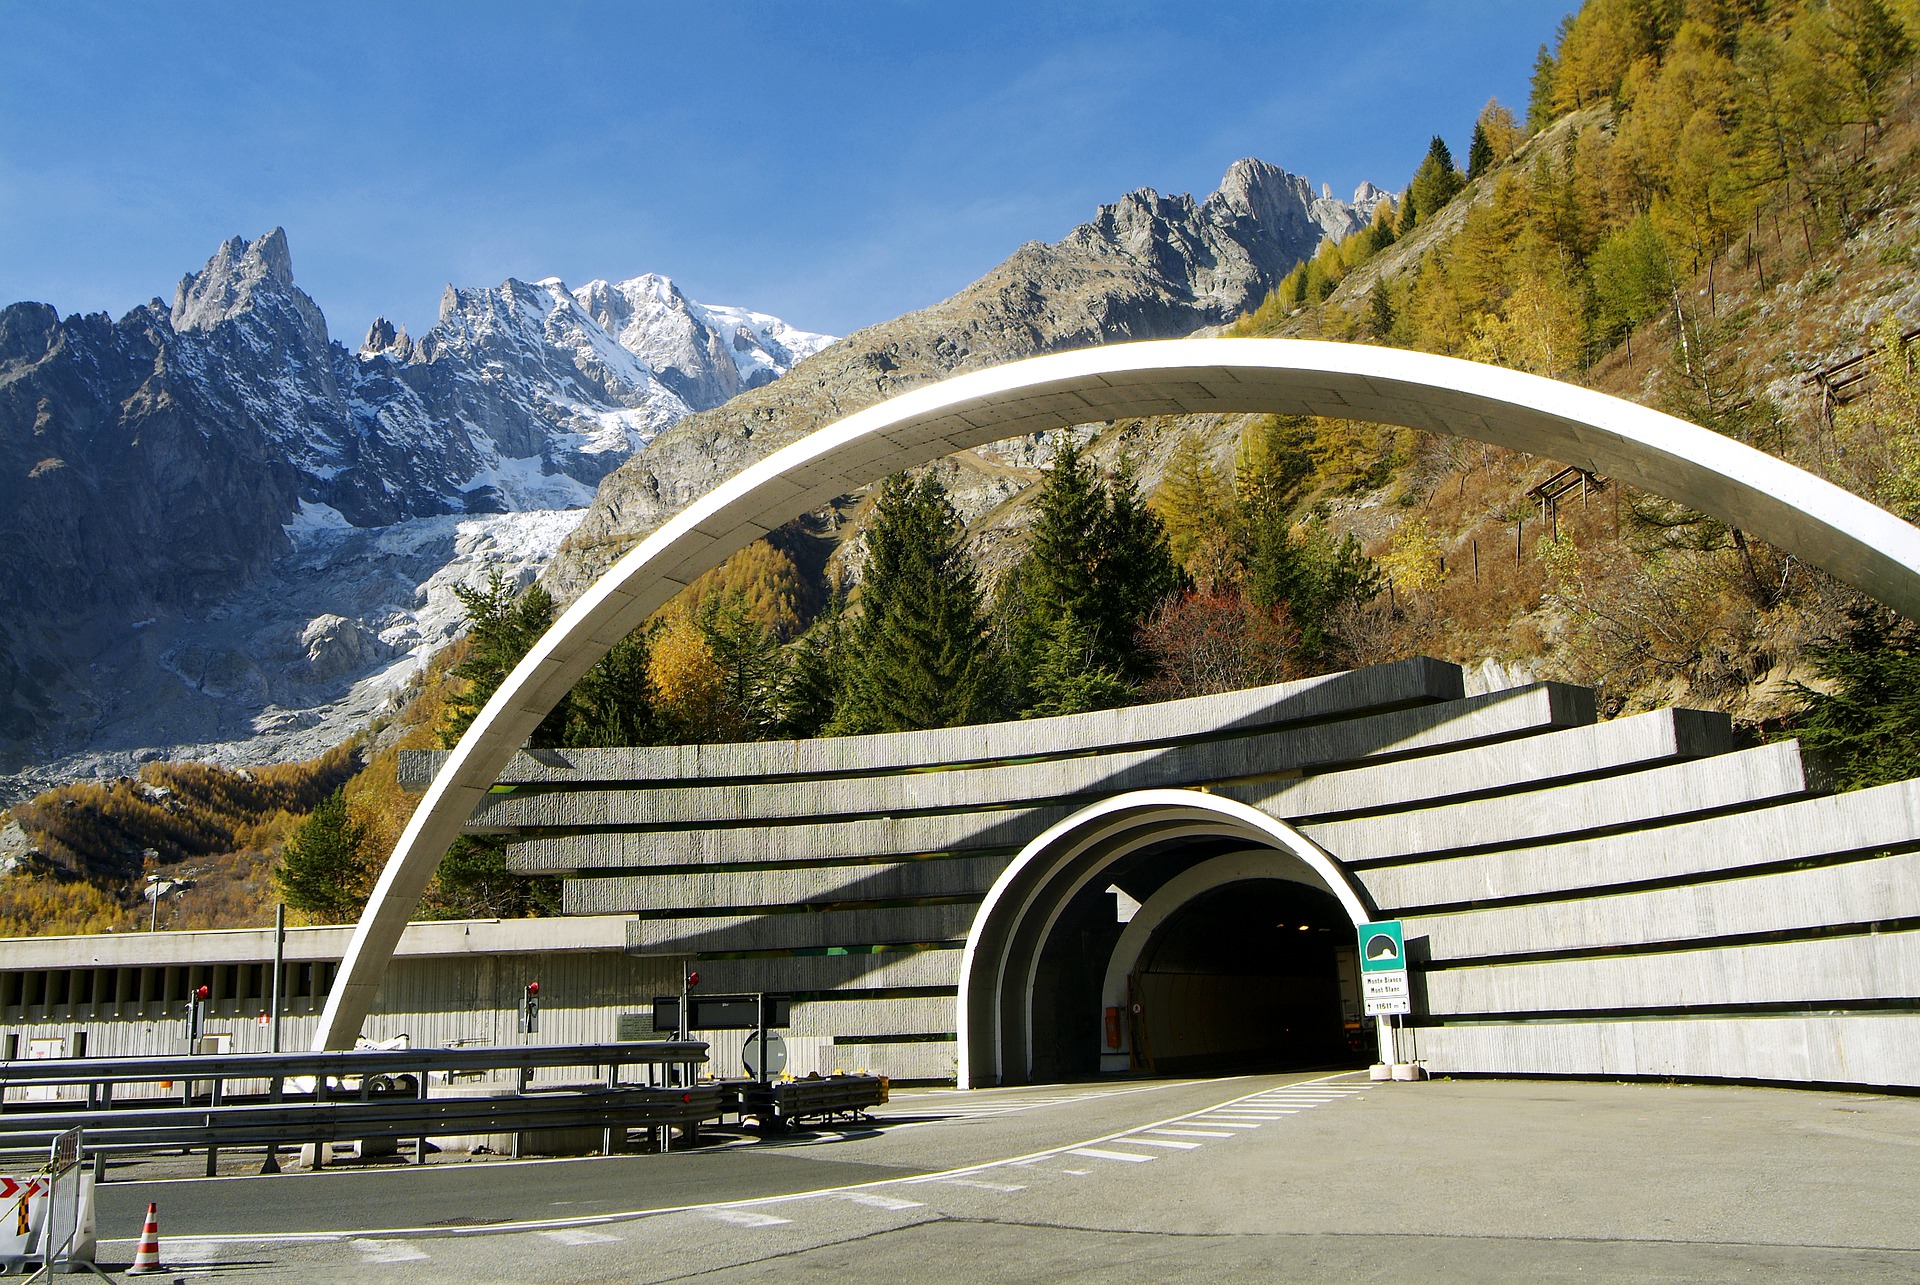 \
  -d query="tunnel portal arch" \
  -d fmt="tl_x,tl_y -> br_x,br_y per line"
956,789 -> 1371,1088
317,337 -> 1920,1050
